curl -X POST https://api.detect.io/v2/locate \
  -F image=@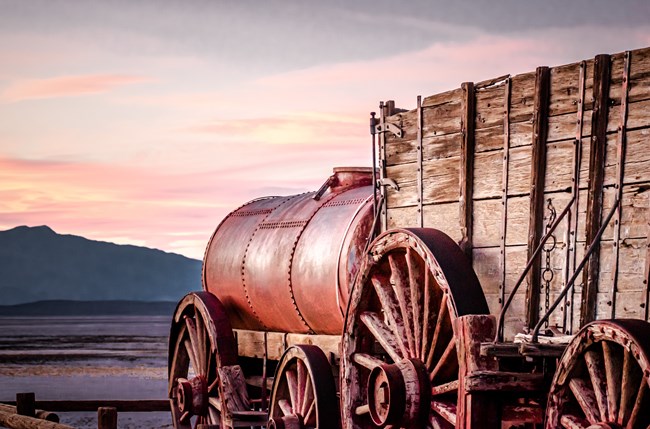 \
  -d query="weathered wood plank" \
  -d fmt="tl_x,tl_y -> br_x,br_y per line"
459,82 -> 476,258
526,66 -> 551,329
473,197 -> 530,247
549,59 -> 595,117
581,54 -> 612,326
475,82 -> 506,130
509,71 -> 537,123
